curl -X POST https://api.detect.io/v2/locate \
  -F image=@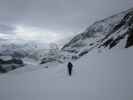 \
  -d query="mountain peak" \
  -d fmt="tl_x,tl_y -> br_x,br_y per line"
62,8 -> 133,57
